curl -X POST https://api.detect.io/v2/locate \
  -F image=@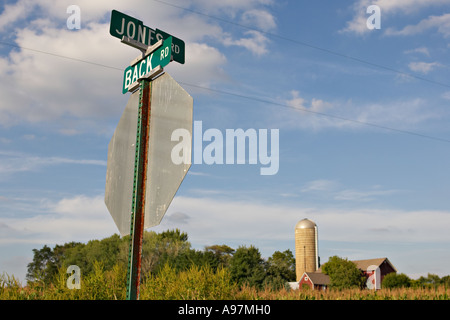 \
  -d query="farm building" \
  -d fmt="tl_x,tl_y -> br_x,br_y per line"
293,219 -> 398,290
298,271 -> 330,290
298,257 -> 397,290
